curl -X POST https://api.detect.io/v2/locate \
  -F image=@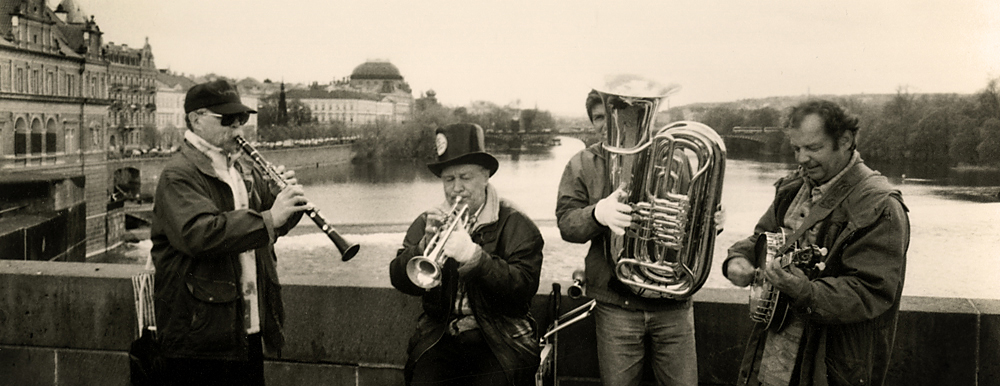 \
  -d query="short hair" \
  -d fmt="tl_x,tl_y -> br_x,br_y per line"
785,100 -> 860,150
184,108 -> 207,131
585,90 -> 603,122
